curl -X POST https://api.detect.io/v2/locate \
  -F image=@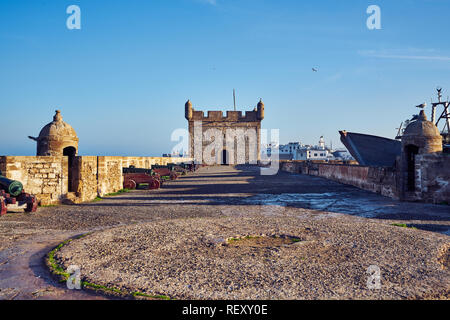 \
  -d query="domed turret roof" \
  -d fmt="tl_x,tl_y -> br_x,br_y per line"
38,110 -> 78,139
403,110 -> 441,138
